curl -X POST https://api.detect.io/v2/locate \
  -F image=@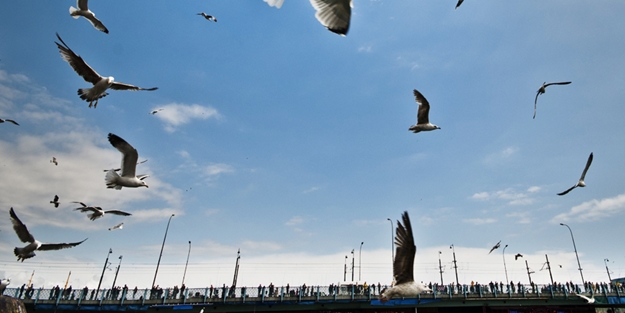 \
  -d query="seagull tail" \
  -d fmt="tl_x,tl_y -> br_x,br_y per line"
105,169 -> 122,190
69,6 -> 80,18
